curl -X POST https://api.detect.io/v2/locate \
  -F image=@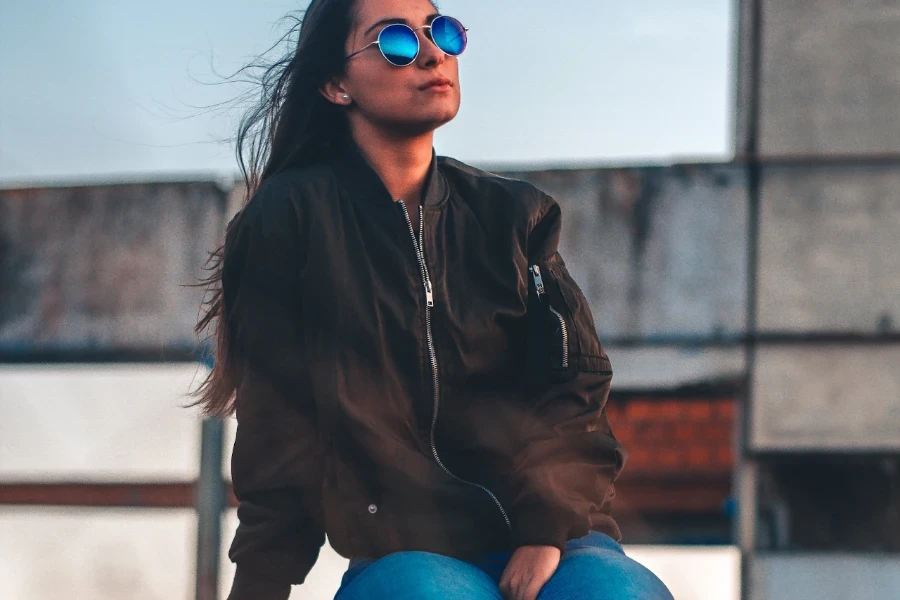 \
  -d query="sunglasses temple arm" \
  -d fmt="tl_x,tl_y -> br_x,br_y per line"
346,40 -> 379,60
